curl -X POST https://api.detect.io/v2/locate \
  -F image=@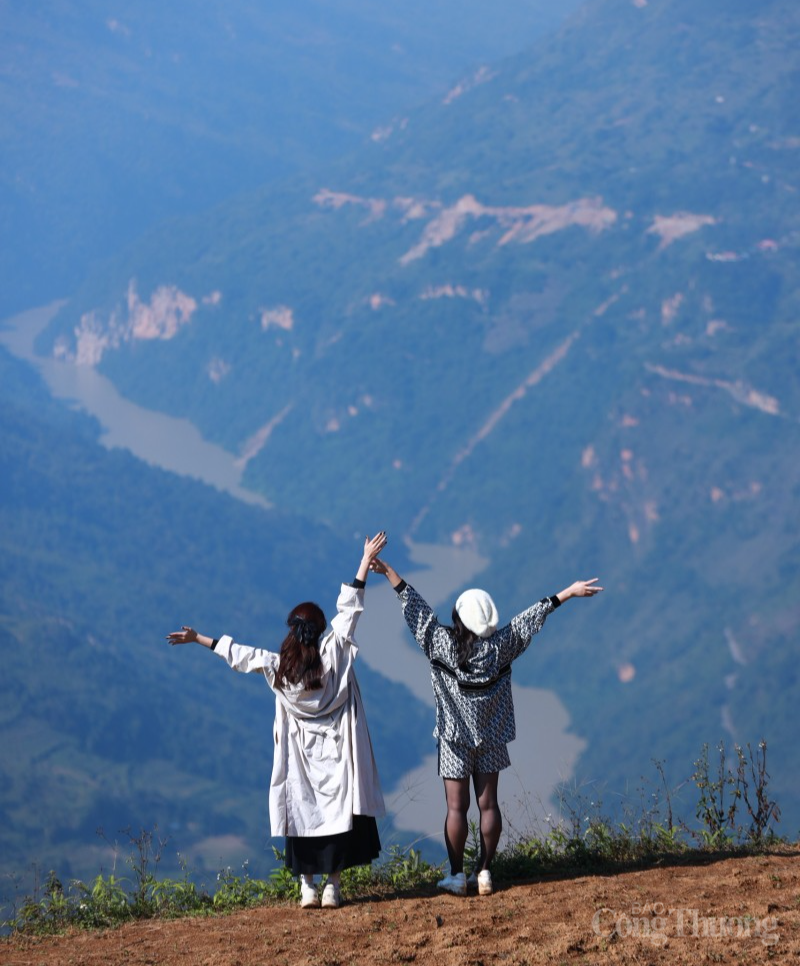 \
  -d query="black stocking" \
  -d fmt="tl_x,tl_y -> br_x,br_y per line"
442,777 -> 470,874
473,771 -> 502,871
